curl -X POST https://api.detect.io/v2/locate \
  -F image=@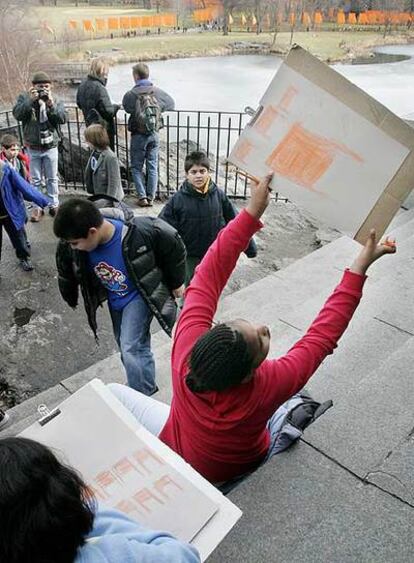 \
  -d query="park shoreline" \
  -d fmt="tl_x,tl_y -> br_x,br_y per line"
64,31 -> 414,67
